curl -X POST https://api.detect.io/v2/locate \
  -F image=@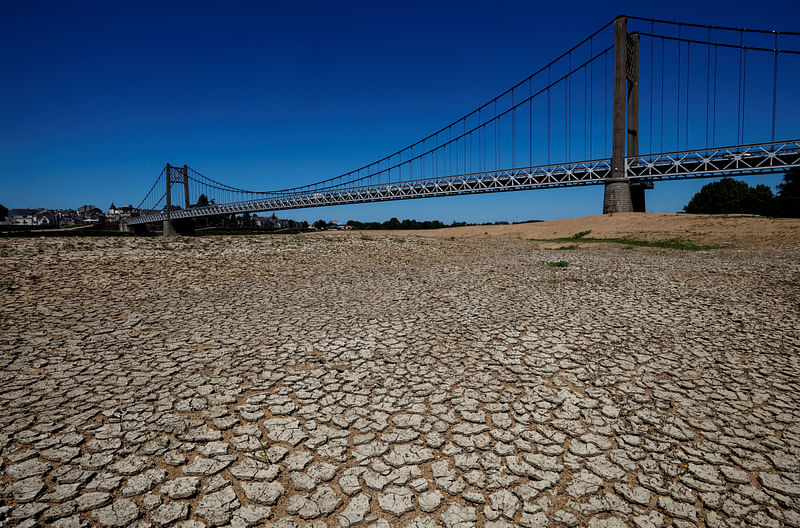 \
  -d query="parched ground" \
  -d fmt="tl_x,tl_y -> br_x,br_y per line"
1,215 -> 799,528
